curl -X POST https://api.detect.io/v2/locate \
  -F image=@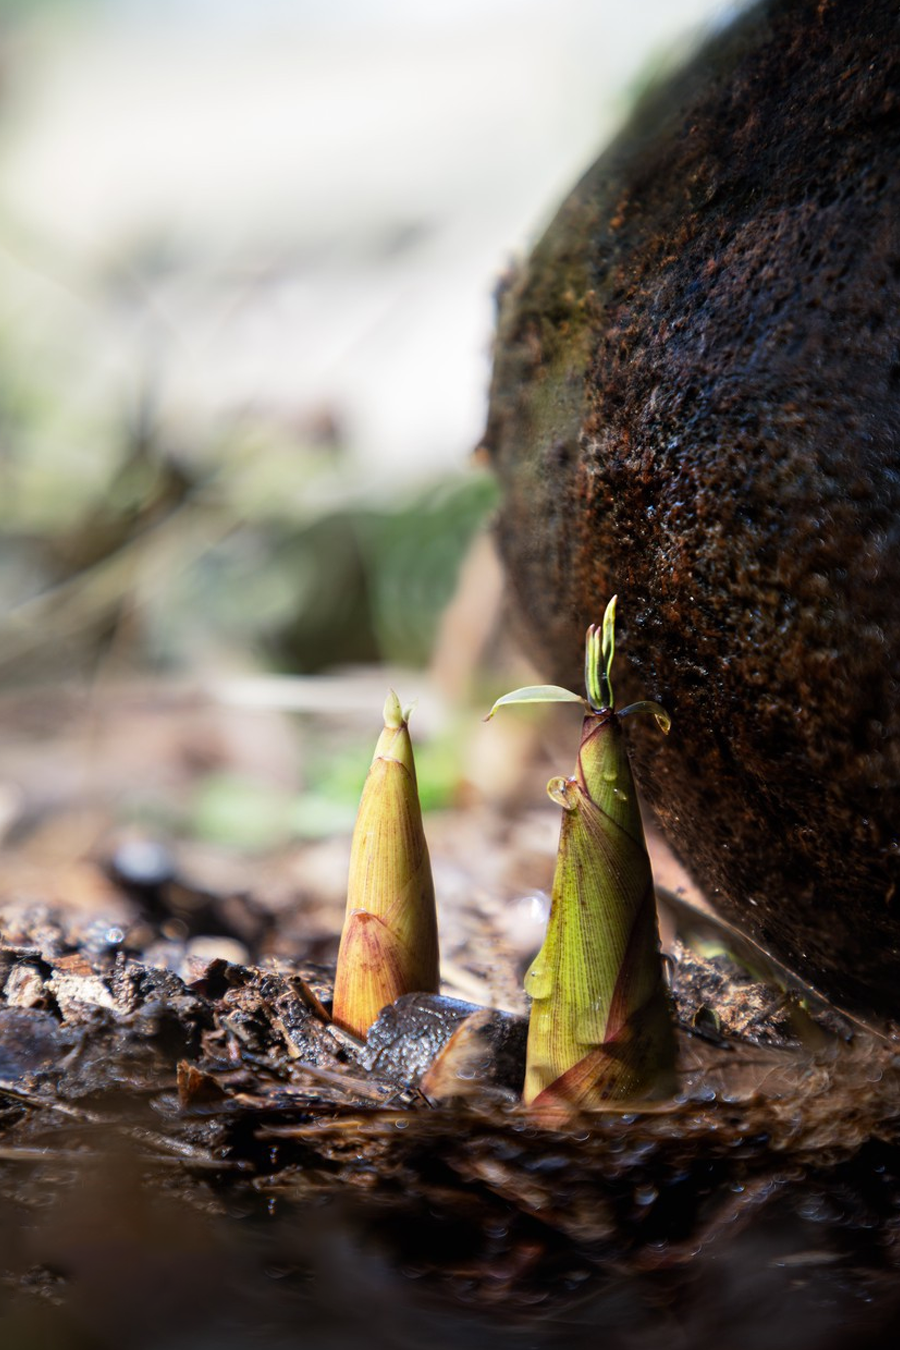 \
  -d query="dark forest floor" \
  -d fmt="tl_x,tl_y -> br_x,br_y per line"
2,678 -> 900,1350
